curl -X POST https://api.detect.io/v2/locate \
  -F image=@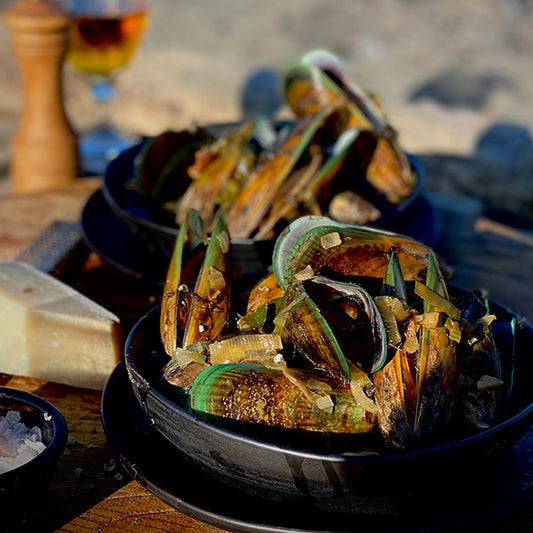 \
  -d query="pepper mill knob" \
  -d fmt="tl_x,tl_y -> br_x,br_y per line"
3,0 -> 79,193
